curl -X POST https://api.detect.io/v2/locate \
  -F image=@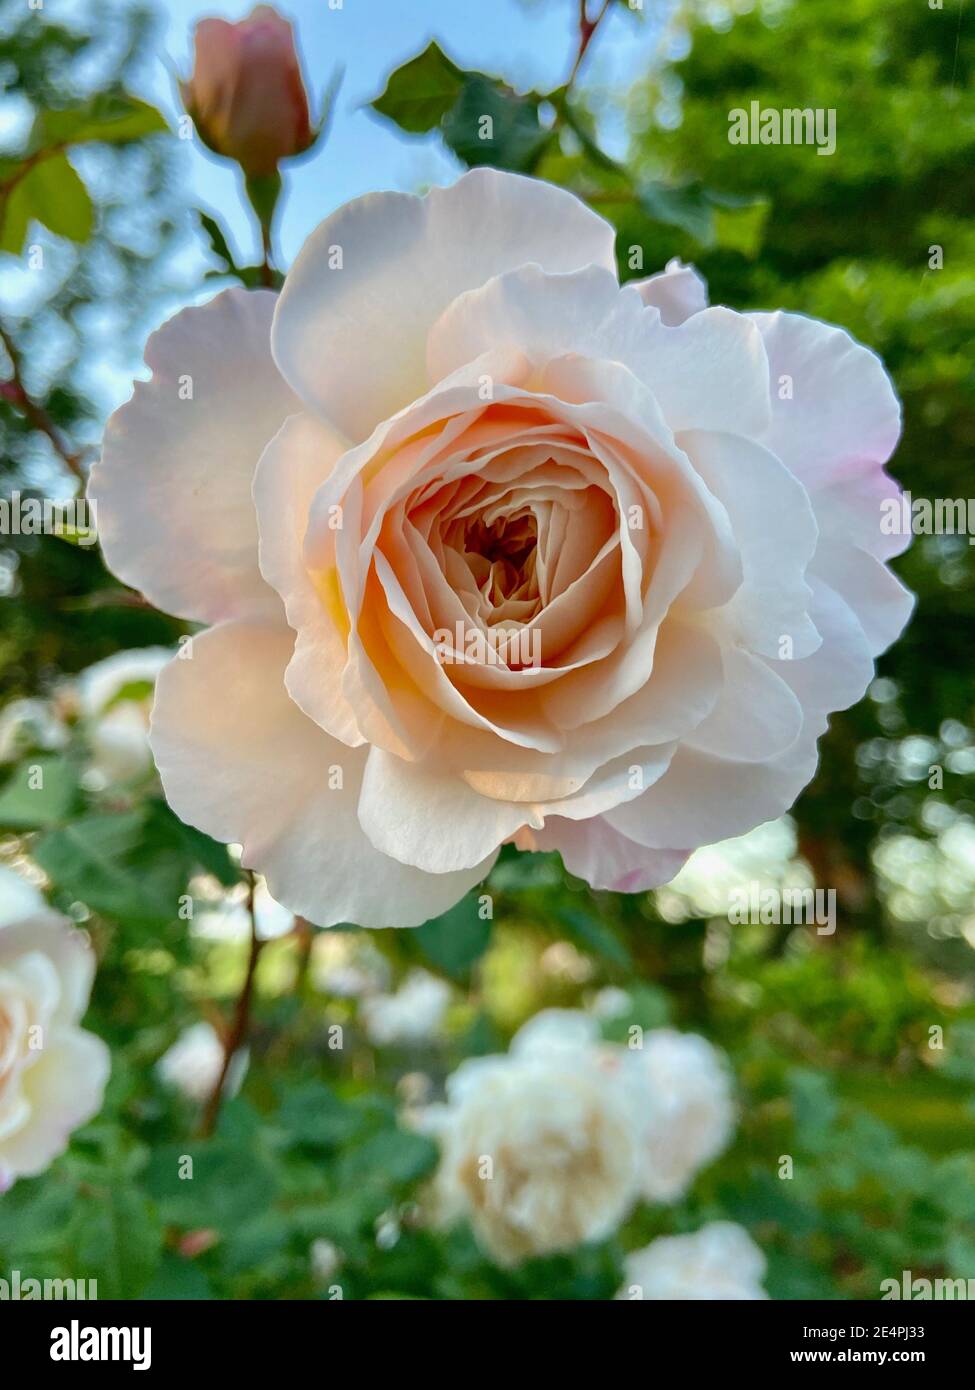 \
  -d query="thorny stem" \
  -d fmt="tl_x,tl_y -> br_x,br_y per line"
0,322 -> 88,483
567,0 -> 613,90
199,871 -> 263,1139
